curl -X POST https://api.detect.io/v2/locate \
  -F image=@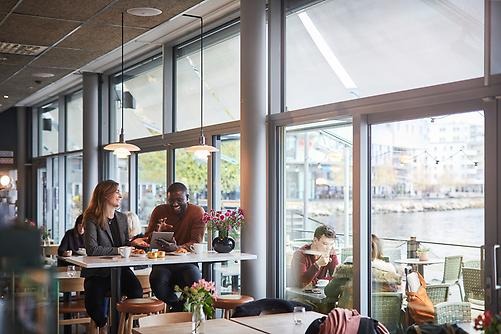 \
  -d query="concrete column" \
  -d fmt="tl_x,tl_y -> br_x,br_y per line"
240,0 -> 267,300
82,72 -> 99,208
16,107 -> 26,223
